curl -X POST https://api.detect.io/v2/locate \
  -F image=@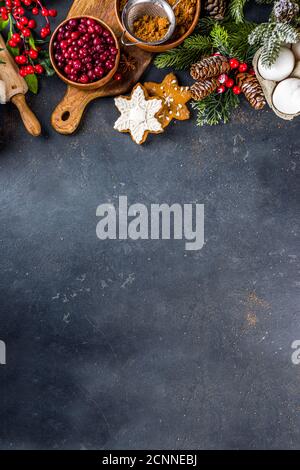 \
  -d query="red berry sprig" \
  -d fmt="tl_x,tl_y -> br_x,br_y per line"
215,57 -> 253,98
1,0 -> 57,86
